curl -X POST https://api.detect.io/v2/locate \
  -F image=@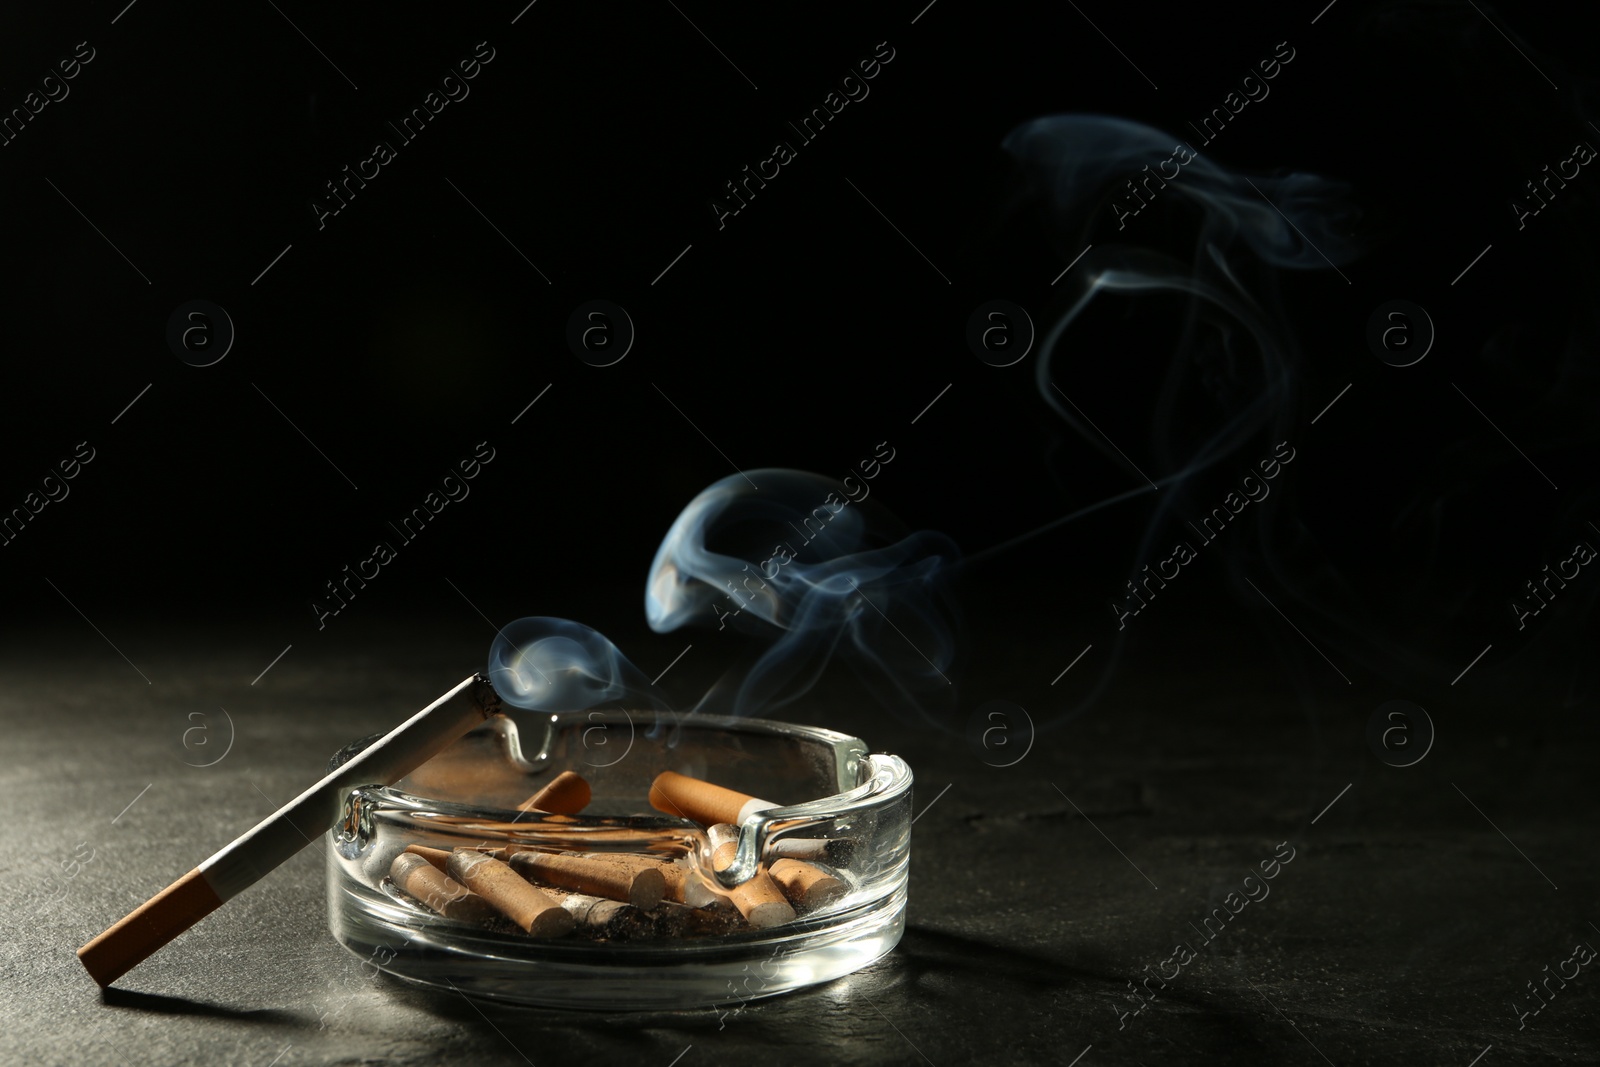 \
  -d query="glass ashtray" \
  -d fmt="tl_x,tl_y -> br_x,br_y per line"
325,707 -> 913,1010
